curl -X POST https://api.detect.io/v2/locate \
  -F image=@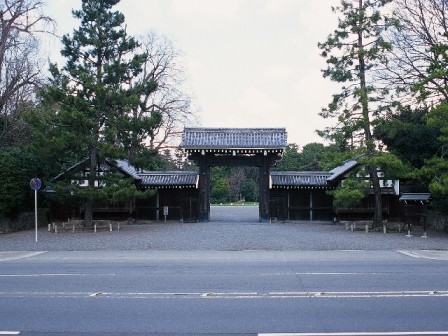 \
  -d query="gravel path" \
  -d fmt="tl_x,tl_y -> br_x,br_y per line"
0,206 -> 447,251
